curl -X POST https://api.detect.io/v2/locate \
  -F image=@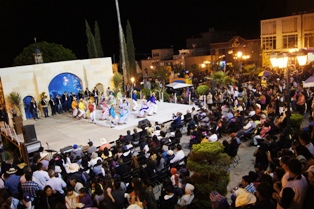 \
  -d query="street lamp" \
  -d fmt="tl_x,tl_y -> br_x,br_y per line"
270,51 -> 308,136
